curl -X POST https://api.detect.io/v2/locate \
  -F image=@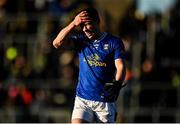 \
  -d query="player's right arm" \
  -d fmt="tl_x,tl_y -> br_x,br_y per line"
53,11 -> 91,48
